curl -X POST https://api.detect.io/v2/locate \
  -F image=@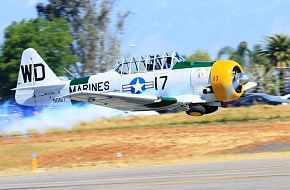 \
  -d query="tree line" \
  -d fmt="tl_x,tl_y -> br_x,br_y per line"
0,0 -> 128,100
186,34 -> 290,95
